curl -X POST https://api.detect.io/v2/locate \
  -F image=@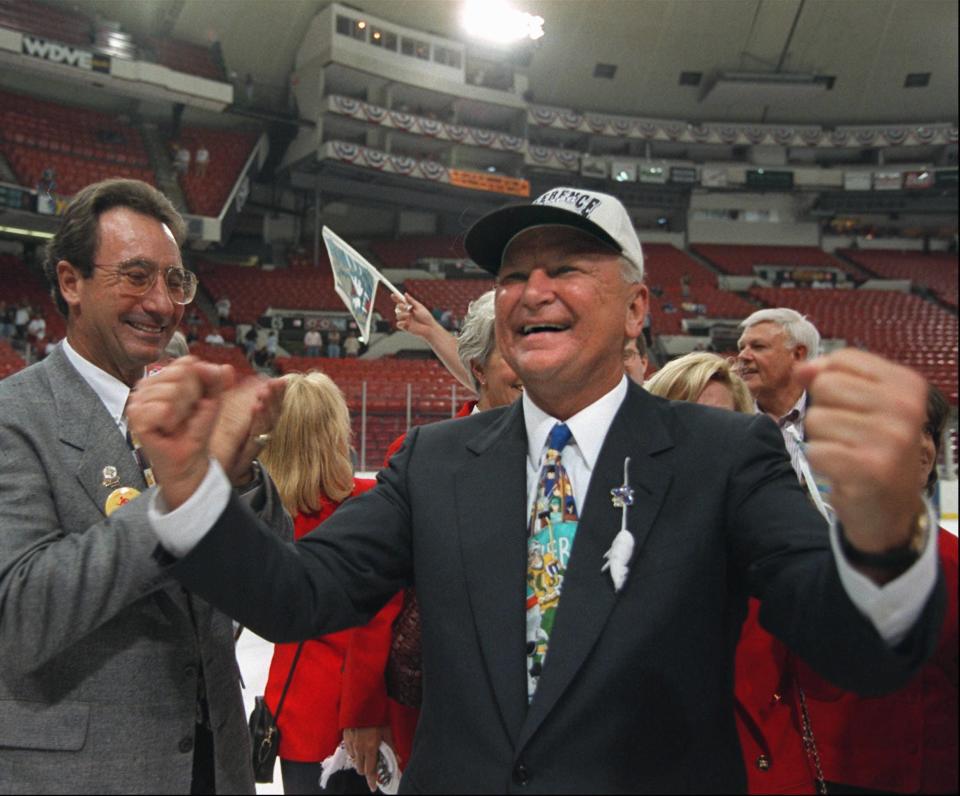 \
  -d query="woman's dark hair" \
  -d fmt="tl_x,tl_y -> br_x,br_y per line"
43,179 -> 185,316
